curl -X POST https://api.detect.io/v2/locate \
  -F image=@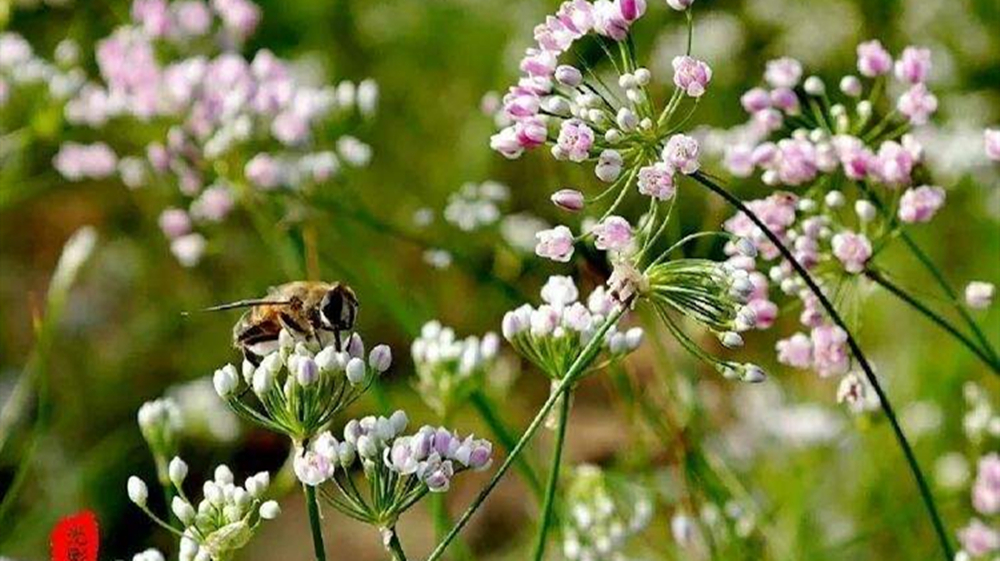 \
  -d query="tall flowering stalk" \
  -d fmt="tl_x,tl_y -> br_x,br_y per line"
425,2 -> 960,560
714,45 -> 998,374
